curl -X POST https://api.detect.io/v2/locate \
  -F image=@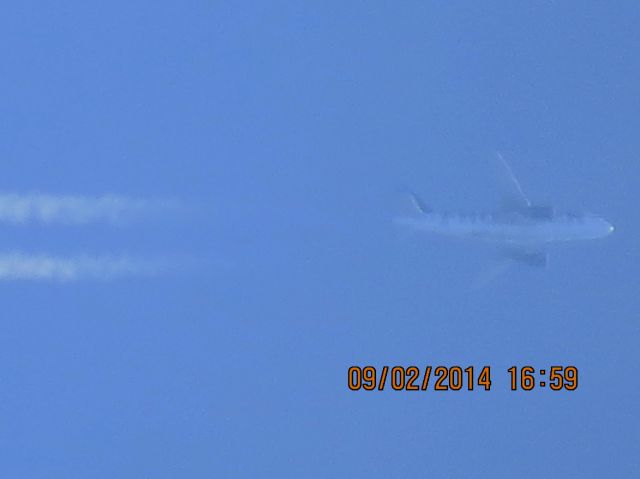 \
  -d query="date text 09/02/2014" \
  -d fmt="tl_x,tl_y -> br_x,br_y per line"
347,366 -> 578,392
